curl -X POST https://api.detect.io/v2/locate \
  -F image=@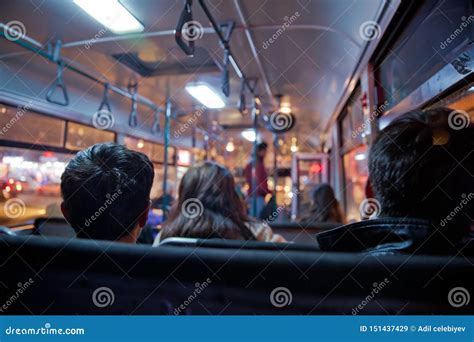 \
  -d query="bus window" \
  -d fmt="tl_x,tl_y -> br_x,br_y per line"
378,0 -> 471,111
0,147 -> 71,226
0,103 -> 65,147
66,122 -> 115,150
343,146 -> 369,222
